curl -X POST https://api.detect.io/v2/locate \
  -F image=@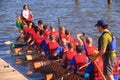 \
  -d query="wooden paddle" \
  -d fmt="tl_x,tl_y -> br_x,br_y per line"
33,59 -> 62,69
4,41 -> 14,45
78,62 -> 91,70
